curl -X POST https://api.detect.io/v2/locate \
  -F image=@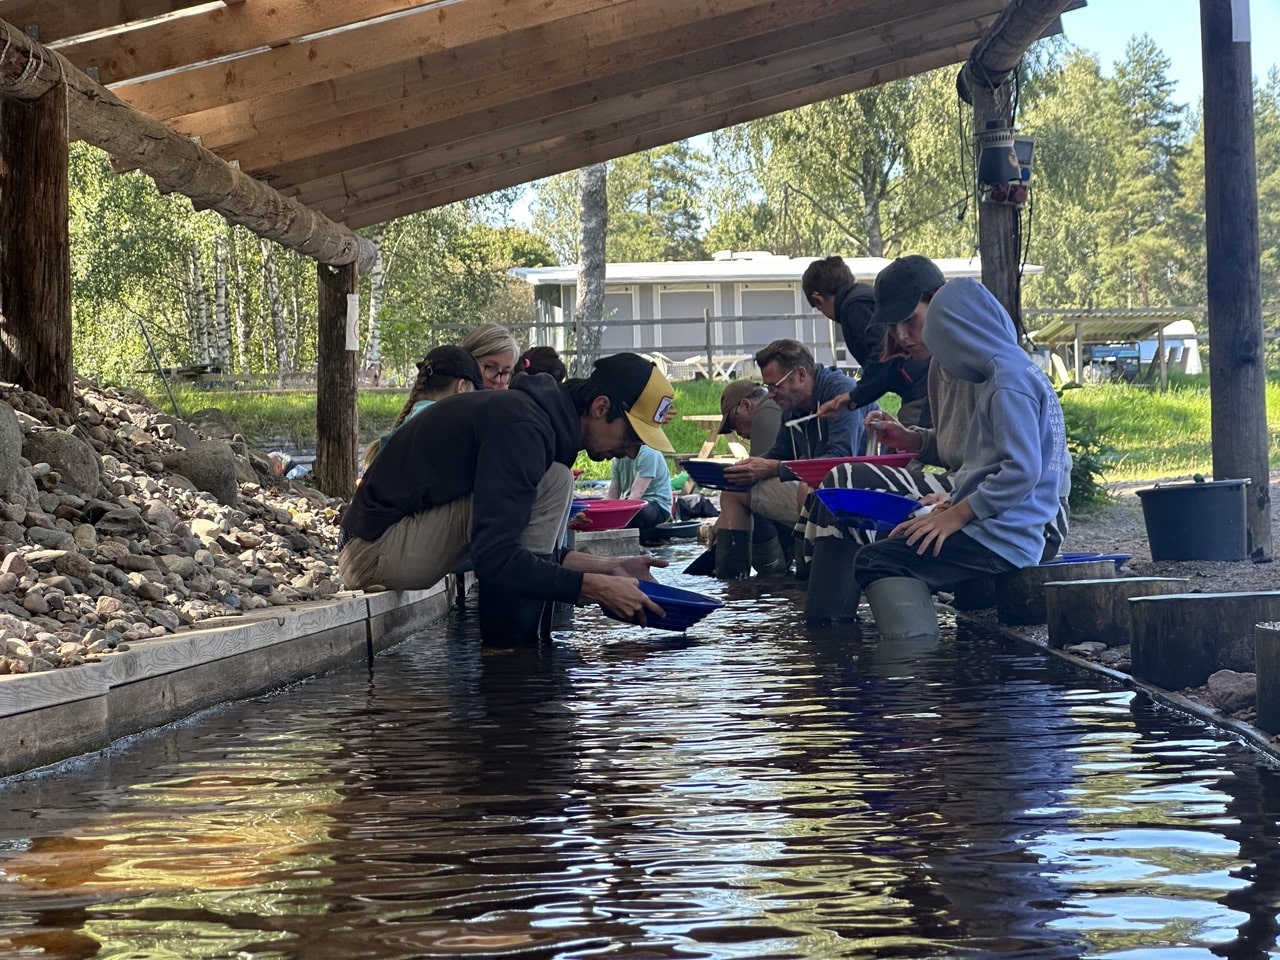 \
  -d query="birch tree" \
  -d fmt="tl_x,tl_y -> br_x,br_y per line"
573,163 -> 608,377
